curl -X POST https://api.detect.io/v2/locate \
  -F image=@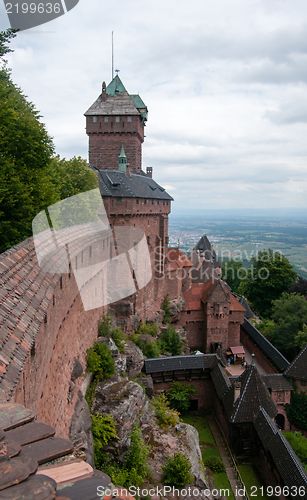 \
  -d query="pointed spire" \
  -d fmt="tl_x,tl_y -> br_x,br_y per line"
118,145 -> 127,173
